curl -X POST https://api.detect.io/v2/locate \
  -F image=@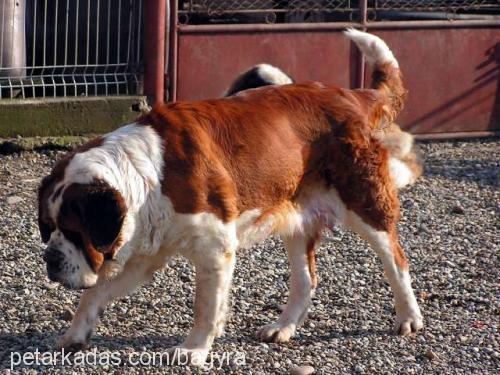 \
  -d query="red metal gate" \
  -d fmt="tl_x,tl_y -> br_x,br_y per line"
145,1 -> 500,138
